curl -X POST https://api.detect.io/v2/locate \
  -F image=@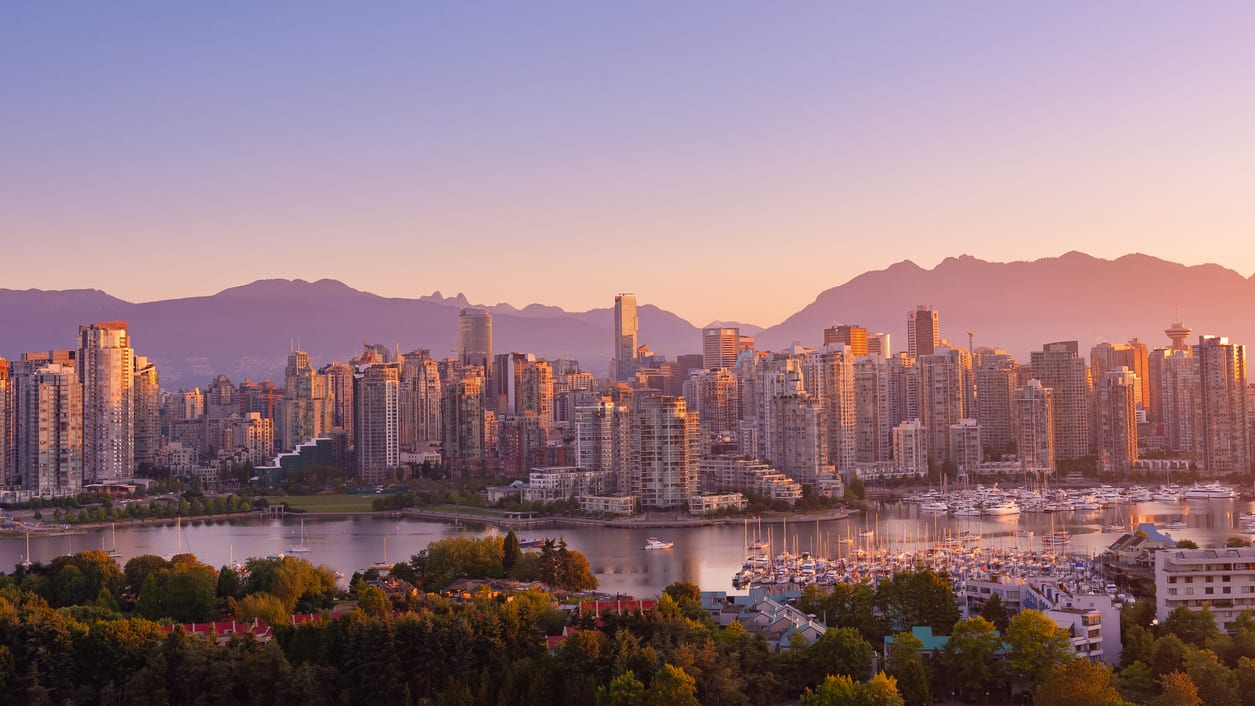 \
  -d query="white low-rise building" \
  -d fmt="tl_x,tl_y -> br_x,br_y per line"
699,456 -> 803,504
521,466 -> 616,504
578,494 -> 636,515
688,492 -> 748,515
1156,546 -> 1255,630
